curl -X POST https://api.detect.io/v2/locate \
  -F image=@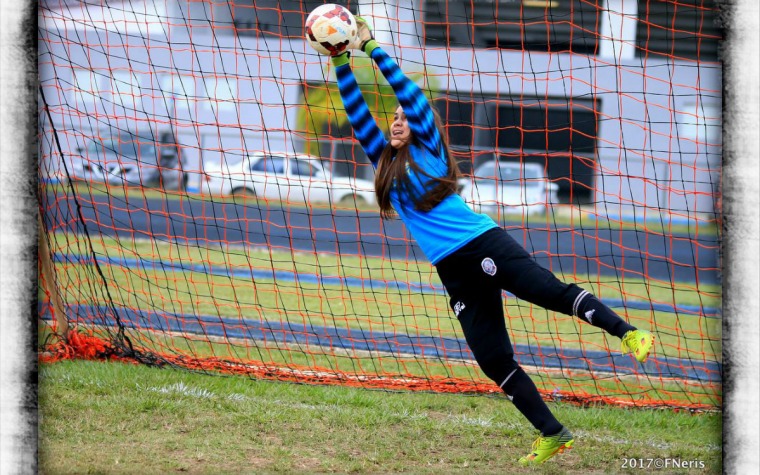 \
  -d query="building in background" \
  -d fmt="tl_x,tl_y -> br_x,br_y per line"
39,0 -> 721,223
